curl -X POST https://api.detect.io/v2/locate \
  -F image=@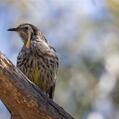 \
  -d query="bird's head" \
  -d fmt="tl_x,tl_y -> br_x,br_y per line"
8,23 -> 38,48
